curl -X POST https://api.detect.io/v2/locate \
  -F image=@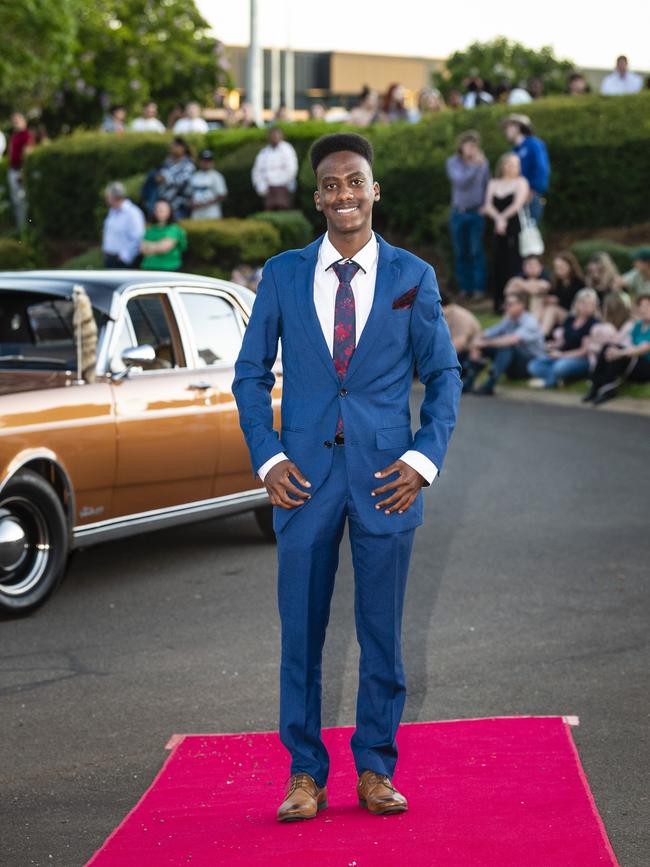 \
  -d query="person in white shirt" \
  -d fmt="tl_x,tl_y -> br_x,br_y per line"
130,101 -> 166,133
173,101 -> 209,134
251,127 -> 299,210
190,149 -> 228,220
600,56 -> 643,95
101,182 -> 145,268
